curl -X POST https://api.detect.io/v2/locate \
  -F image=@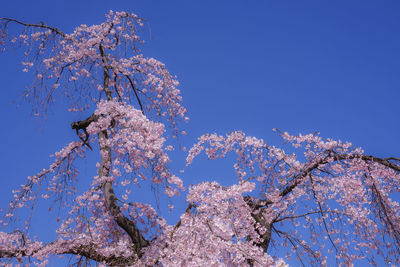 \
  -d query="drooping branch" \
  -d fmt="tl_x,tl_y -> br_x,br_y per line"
125,74 -> 144,112
274,210 -> 351,223
272,226 -> 323,267
309,174 -> 339,253
6,140 -> 84,218
0,17 -> 66,37
366,170 -> 400,256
